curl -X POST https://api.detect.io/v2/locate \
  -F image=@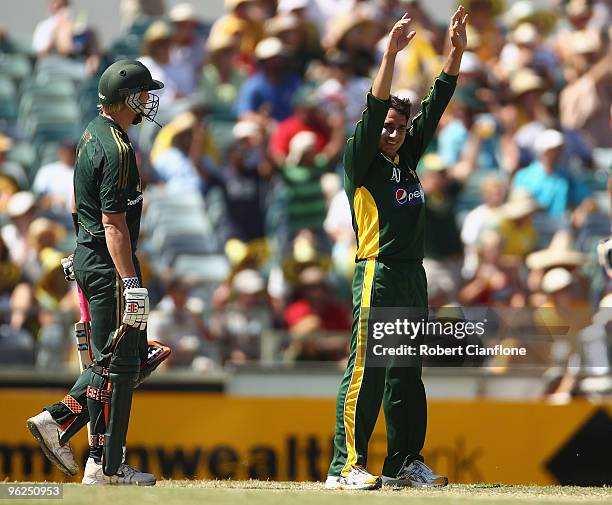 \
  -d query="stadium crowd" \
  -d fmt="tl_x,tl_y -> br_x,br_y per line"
0,0 -> 610,393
